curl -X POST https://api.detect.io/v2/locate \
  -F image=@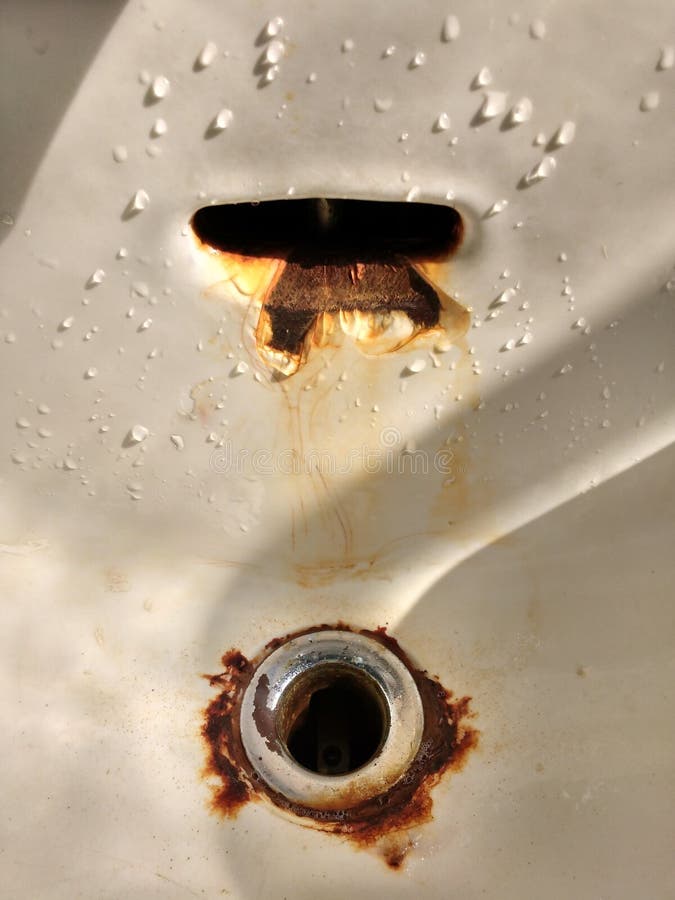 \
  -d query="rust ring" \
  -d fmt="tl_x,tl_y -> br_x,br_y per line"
239,630 -> 424,810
